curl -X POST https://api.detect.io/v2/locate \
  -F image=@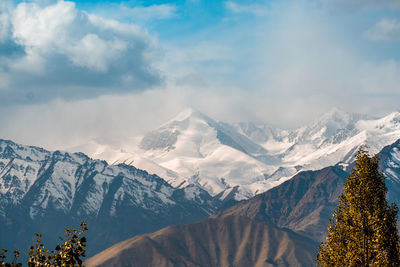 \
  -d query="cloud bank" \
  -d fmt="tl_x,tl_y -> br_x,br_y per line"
0,0 -> 400,153
0,0 -> 162,105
